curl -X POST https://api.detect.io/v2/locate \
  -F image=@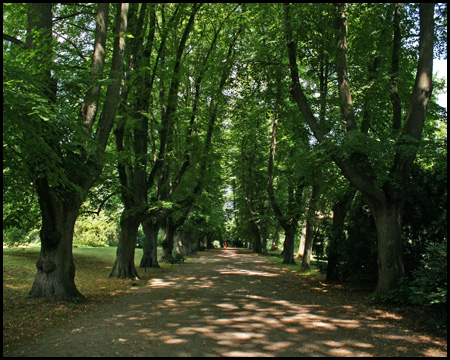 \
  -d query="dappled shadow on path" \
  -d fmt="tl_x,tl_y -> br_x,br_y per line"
6,248 -> 447,357
98,249 -> 446,357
